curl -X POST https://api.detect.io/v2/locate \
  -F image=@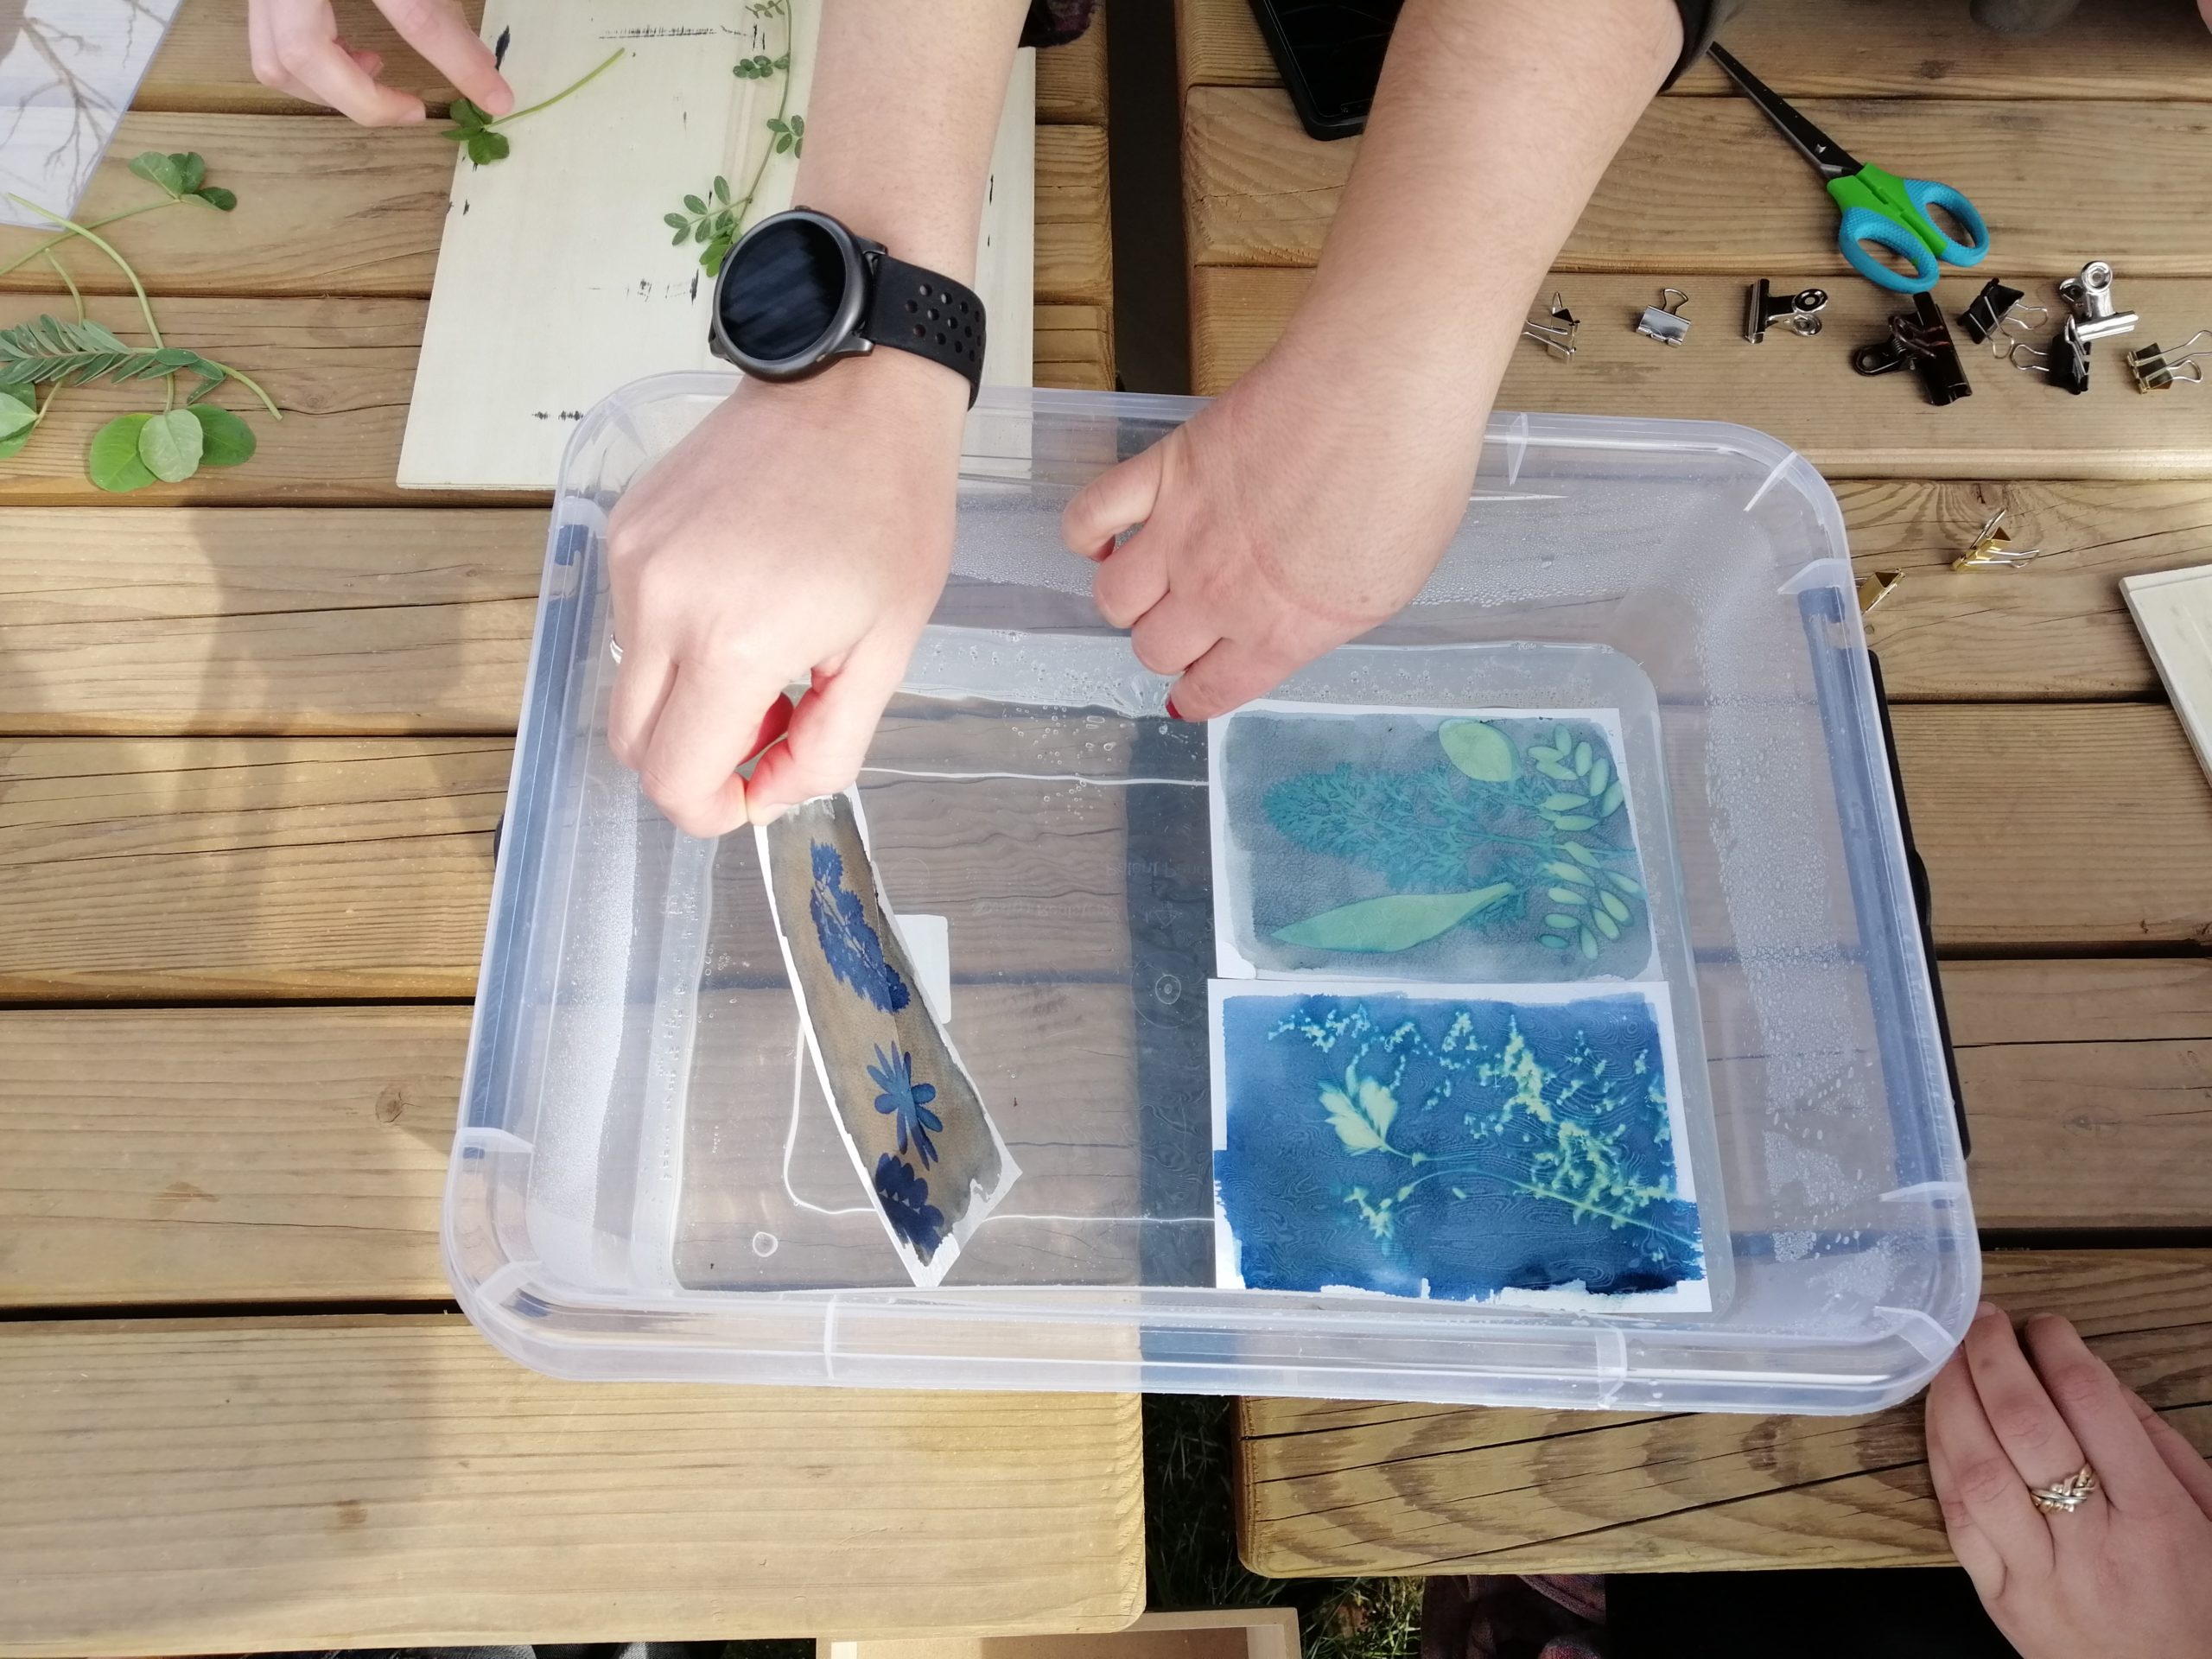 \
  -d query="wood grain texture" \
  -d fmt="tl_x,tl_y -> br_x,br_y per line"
5,963 -> 2203,1307
1237,1249 -> 2212,1577
0,736 -> 505,999
1185,86 -> 2212,274
1188,269 -> 2212,477
0,1316 -> 1144,1655
0,707 -> 2203,1001
0,115 -> 1104,306
3,484 -> 2199,737
0,1007 -> 463,1304
1035,302 -> 1116,391
151,0 -> 1112,123
0,296 -> 1104,504
1894,703 -> 2212,950
1177,0 -> 2212,99
0,508 -> 543,733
